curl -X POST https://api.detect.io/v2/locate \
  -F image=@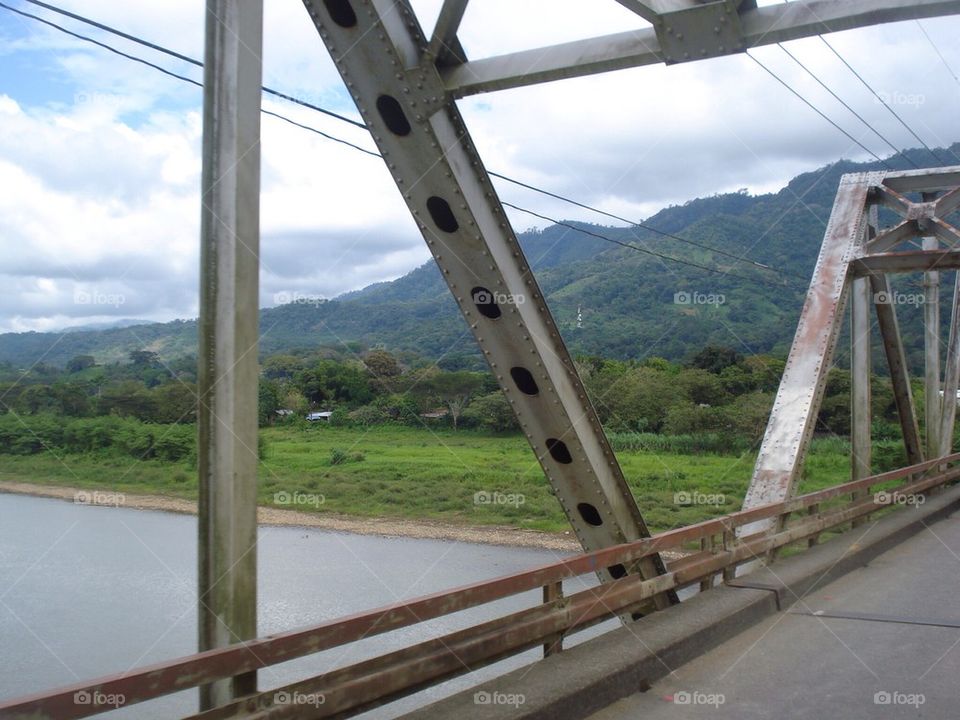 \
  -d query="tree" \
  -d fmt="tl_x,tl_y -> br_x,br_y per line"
52,383 -> 92,417
258,380 -> 280,426
129,350 -> 160,367
462,391 -> 518,432
364,349 -> 402,393
66,355 -> 96,373
688,345 -> 743,374
262,354 -> 303,380
414,371 -> 486,430
98,381 -> 157,420
152,382 -> 197,423
16,385 -> 59,414
363,349 -> 401,379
